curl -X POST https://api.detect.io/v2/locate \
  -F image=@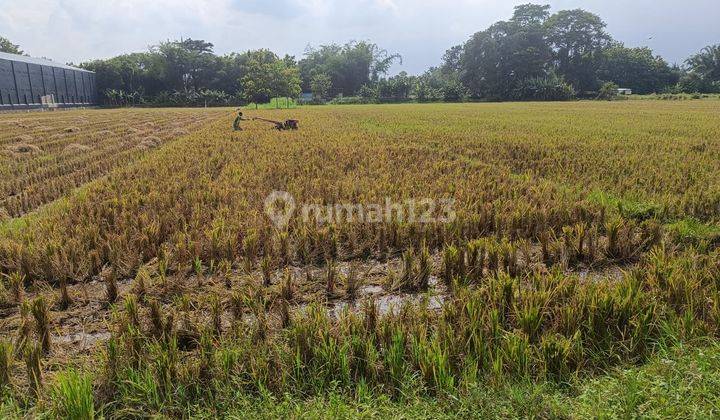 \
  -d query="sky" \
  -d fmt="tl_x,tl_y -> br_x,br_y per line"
0,0 -> 718,75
